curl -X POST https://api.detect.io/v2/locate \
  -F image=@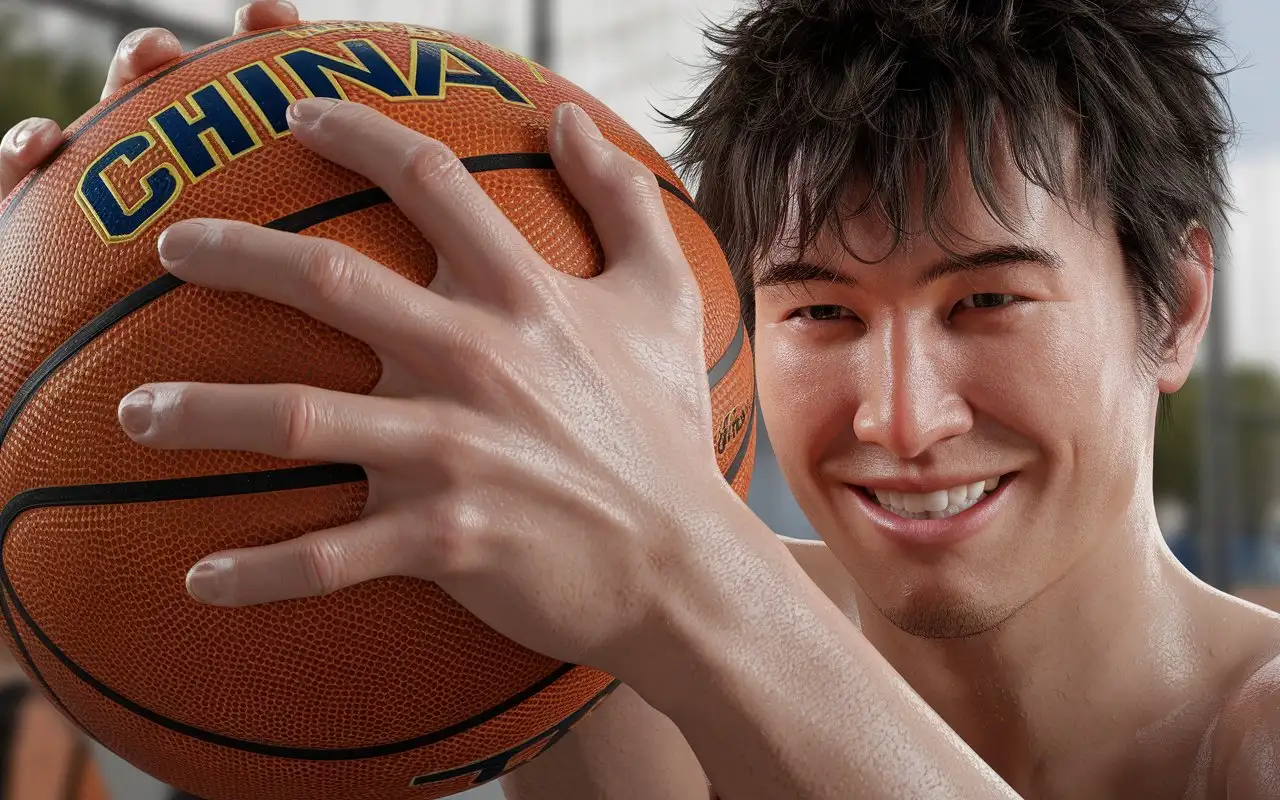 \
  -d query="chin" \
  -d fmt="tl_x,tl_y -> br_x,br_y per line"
823,526 -> 1025,640
870,585 -> 1016,639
